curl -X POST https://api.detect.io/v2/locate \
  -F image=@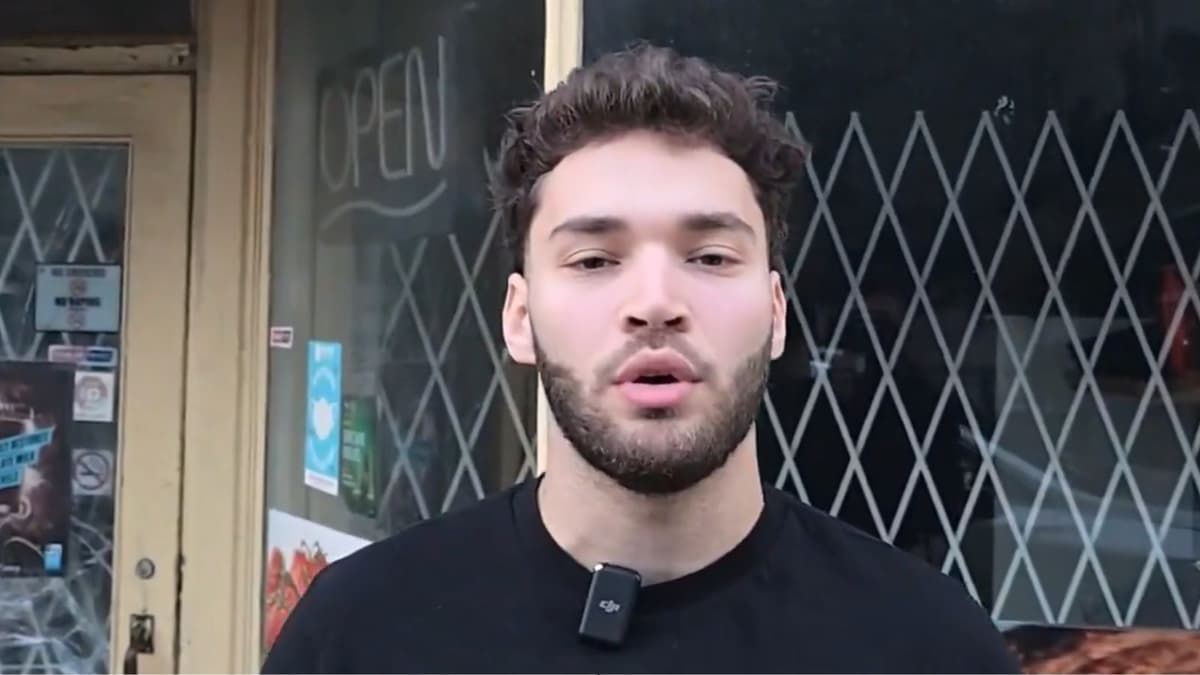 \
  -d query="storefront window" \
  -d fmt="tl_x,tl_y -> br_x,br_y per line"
584,0 -> 1200,661
261,0 -> 542,651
